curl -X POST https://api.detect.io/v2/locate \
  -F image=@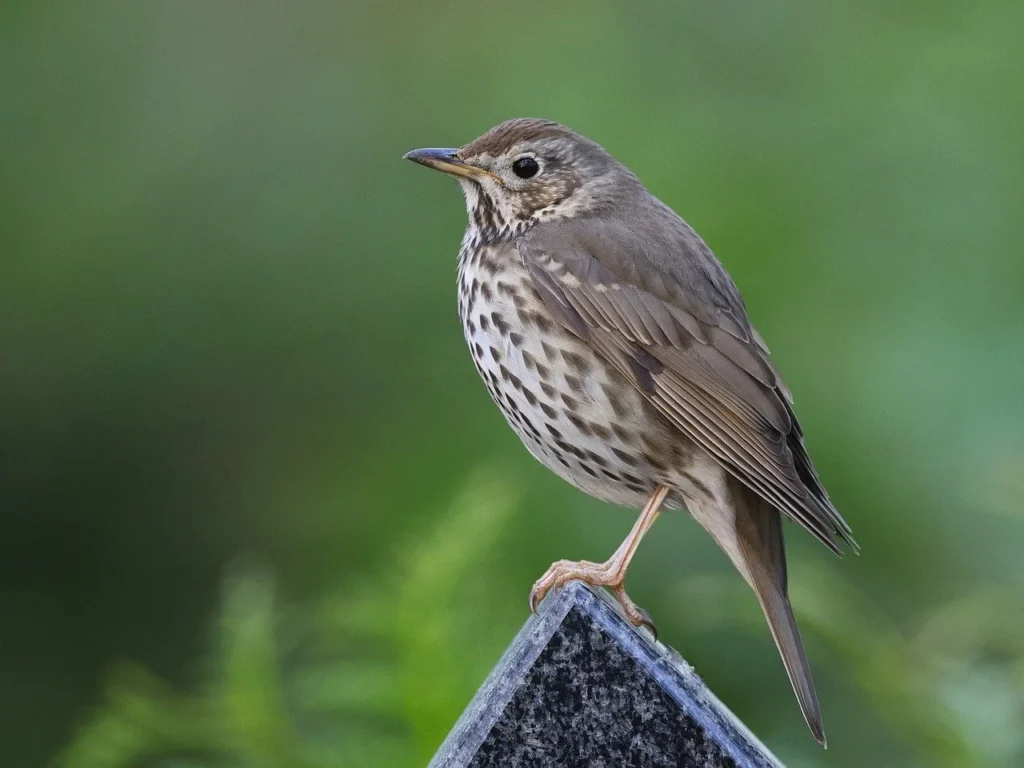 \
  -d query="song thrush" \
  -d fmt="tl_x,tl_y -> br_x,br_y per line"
405,119 -> 856,744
